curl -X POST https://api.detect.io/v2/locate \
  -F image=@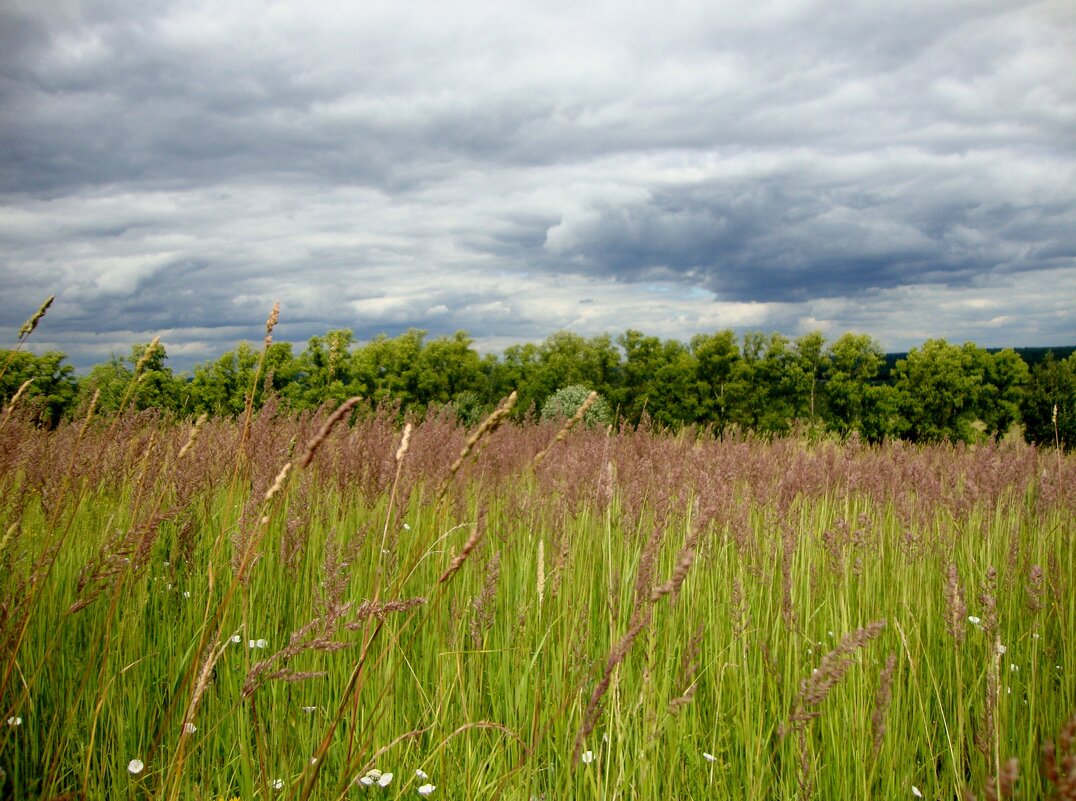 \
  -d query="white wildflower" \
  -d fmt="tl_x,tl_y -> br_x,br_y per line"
418,784 -> 436,796
416,769 -> 428,780
967,616 -> 981,625
128,759 -> 144,775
